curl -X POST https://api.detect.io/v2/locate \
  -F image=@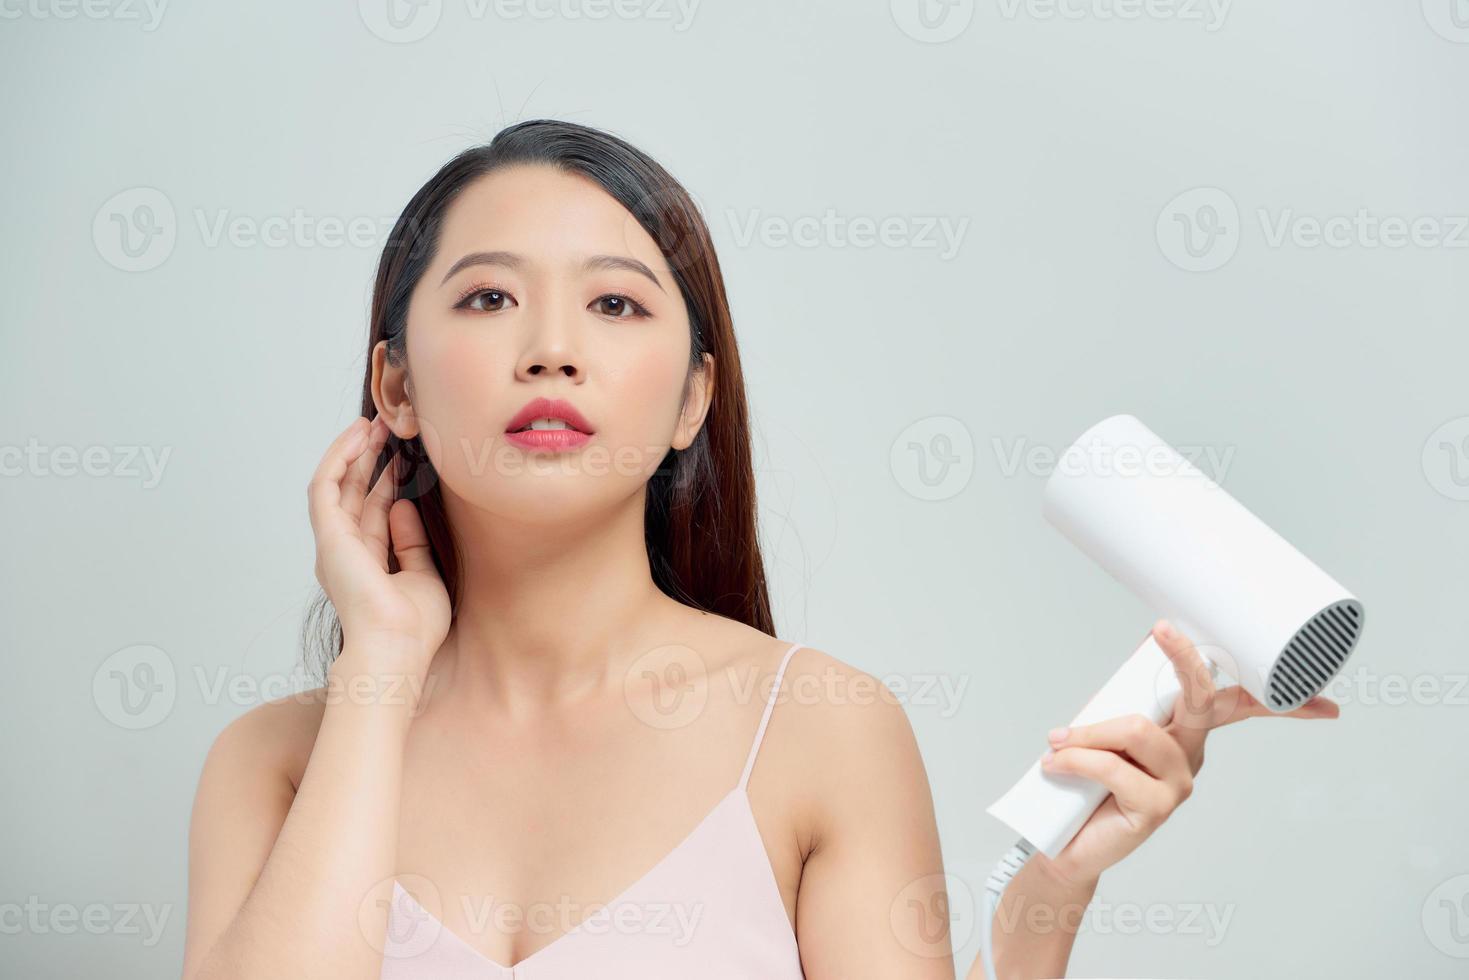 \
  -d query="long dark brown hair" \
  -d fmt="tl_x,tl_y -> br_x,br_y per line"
302,119 -> 773,680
